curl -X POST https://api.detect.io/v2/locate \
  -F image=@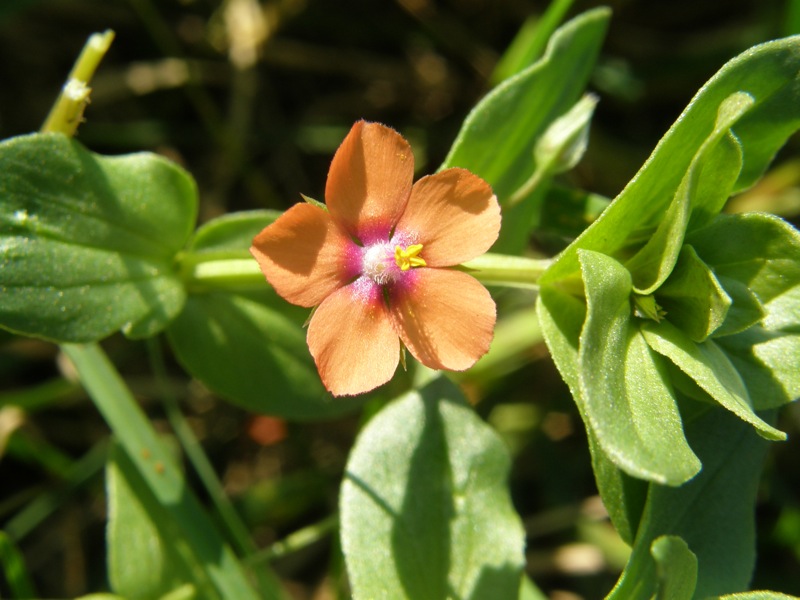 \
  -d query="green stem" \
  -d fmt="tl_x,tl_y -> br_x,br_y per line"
61,343 -> 272,599
182,251 -> 549,292
41,30 -> 115,135
145,339 -> 267,568
246,515 -> 339,565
